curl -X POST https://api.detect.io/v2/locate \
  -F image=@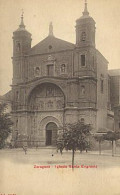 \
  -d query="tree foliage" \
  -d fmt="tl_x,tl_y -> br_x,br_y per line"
103,131 -> 120,141
103,131 -> 120,156
57,121 -> 92,168
62,122 -> 92,152
0,103 -> 13,148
